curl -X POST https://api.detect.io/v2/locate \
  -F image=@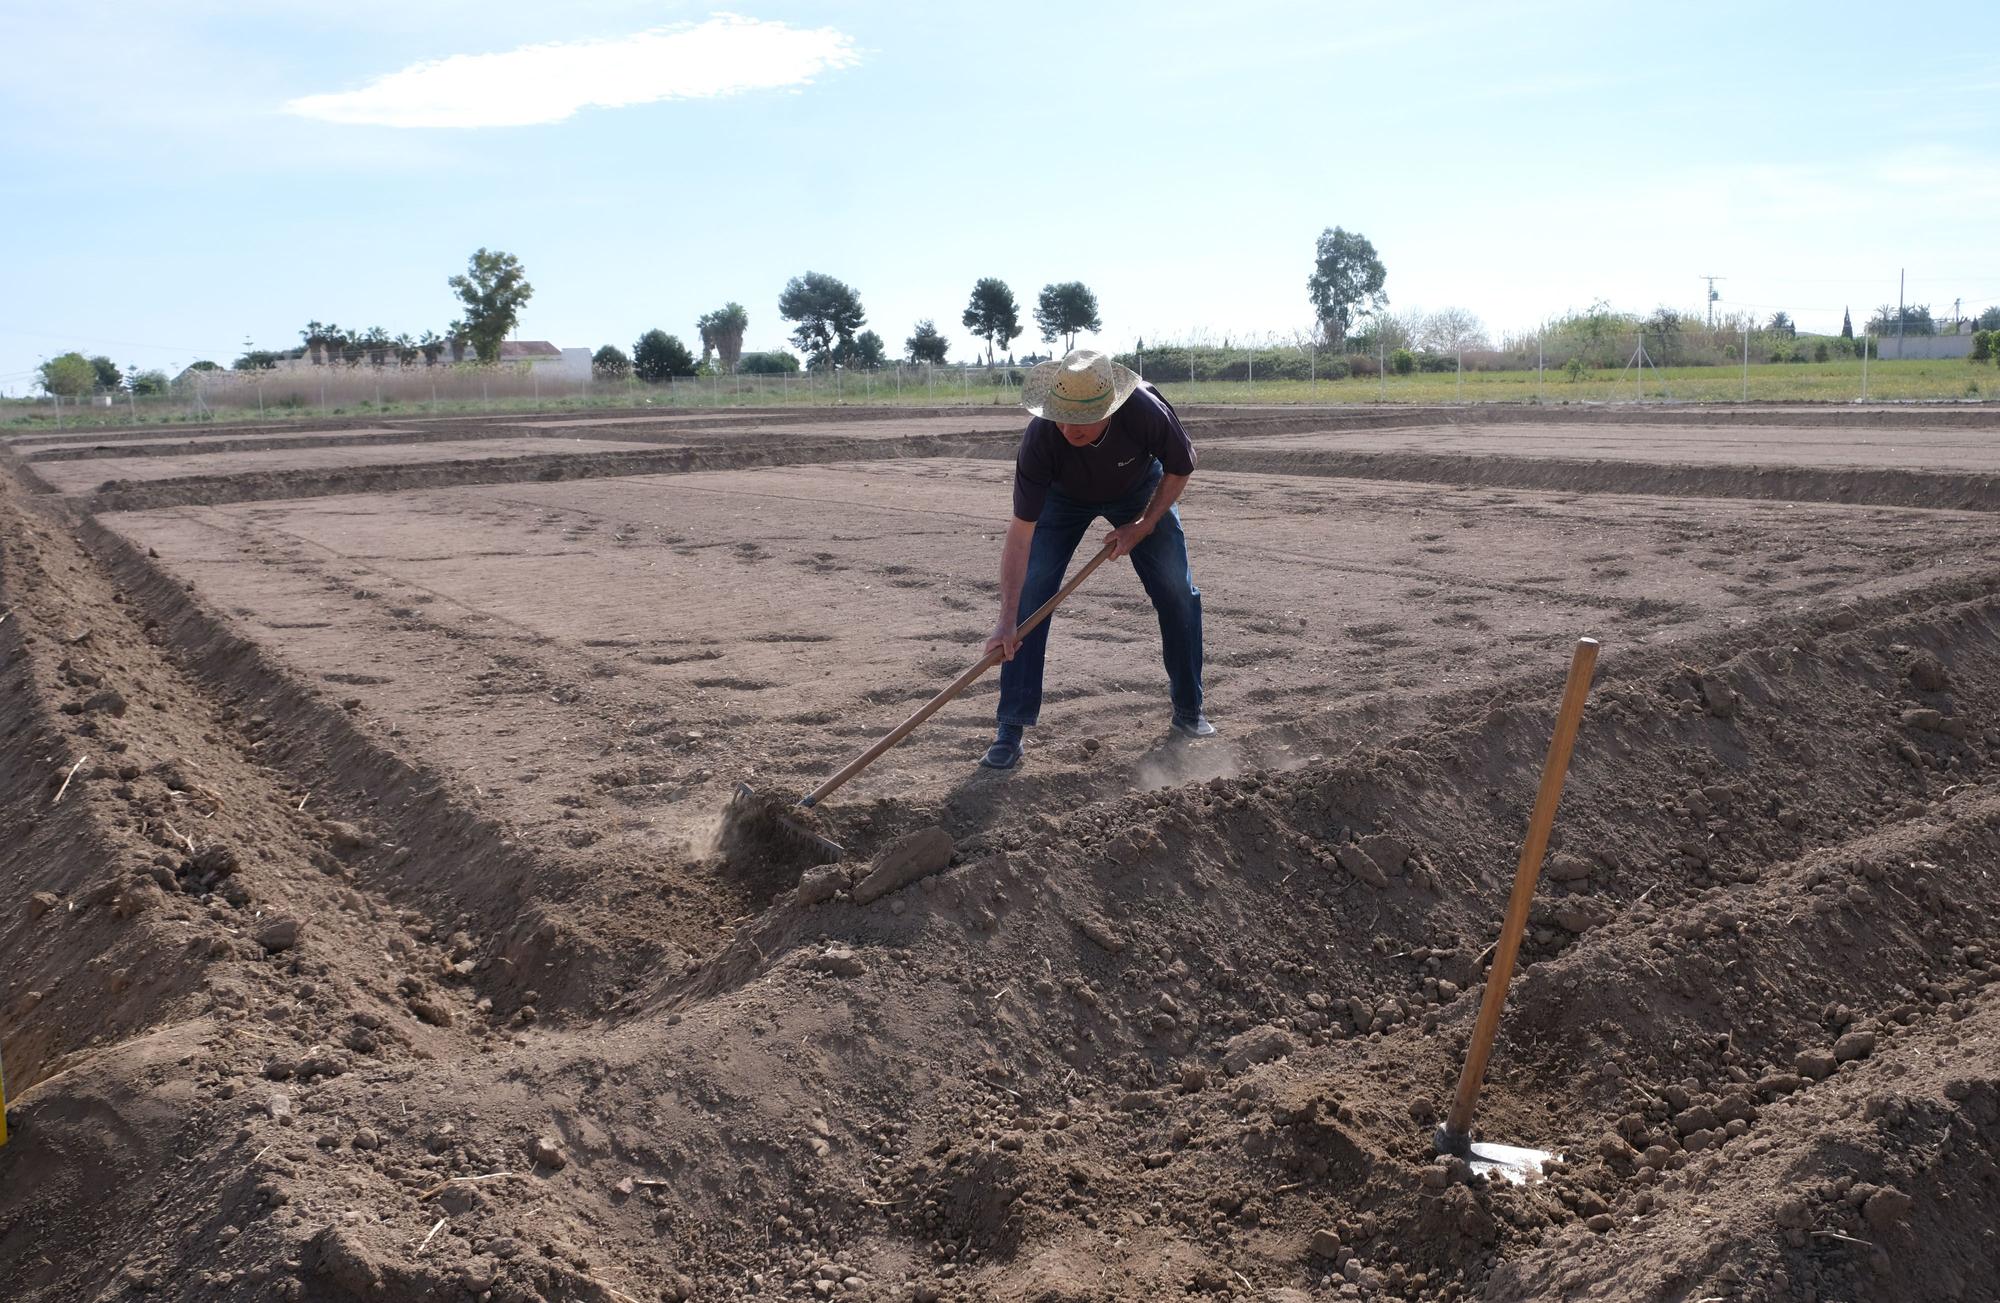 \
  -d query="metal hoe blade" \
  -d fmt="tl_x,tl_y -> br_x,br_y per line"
726,783 -> 845,864
1434,1125 -> 1559,1187
1465,1140 -> 1557,1187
